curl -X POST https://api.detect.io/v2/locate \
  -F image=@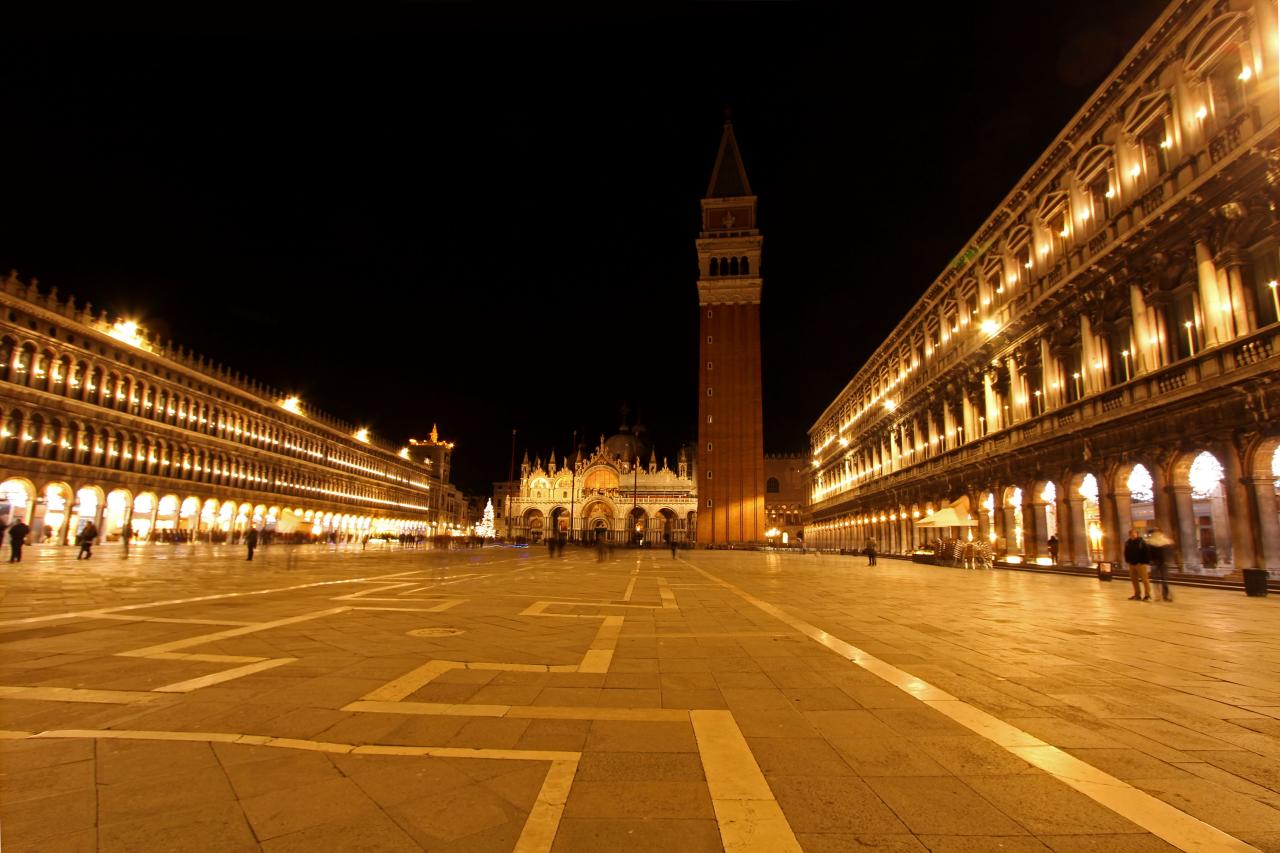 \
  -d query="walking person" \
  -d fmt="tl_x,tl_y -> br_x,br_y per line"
8,517 -> 30,563
1047,533 -> 1059,565
246,527 -> 259,562
669,534 -> 677,560
77,522 -> 98,560
546,534 -> 555,559
864,536 -> 877,566
1147,528 -> 1173,601
121,520 -> 132,559
1123,528 -> 1152,601
595,534 -> 608,564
